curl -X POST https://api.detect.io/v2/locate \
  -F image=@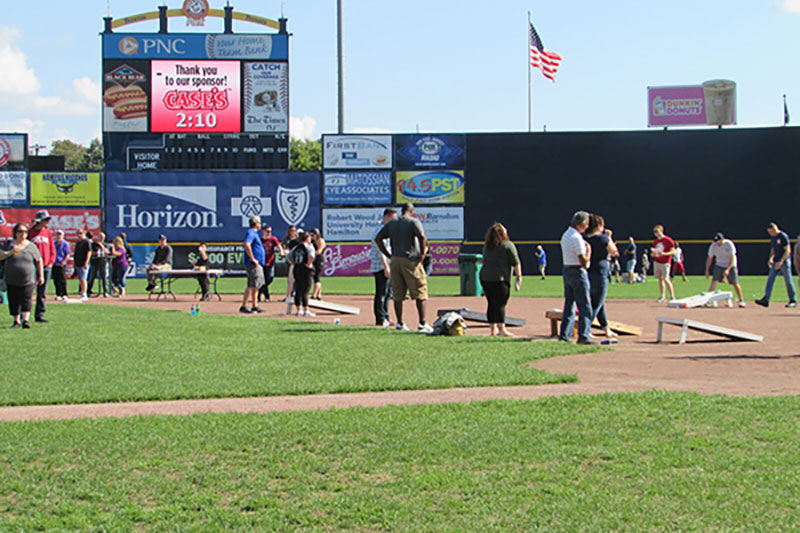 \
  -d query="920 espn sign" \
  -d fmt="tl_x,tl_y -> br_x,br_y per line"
151,60 -> 241,133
